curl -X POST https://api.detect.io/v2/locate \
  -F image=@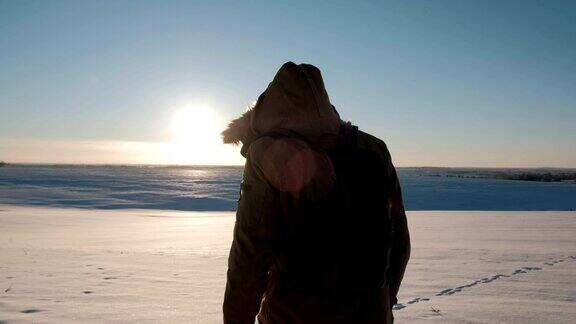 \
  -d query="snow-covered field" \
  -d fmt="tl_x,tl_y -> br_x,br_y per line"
1,205 -> 575,323
1,165 -> 575,211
